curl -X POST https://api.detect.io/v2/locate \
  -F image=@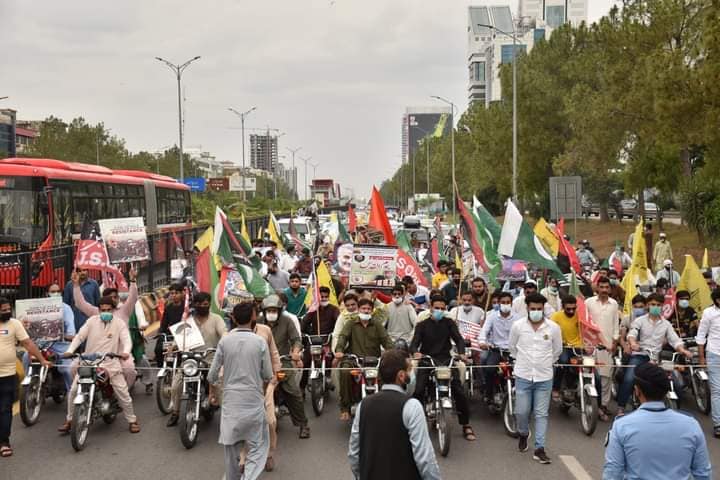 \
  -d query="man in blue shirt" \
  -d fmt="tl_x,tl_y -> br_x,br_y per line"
603,362 -> 712,480
63,268 -> 100,331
